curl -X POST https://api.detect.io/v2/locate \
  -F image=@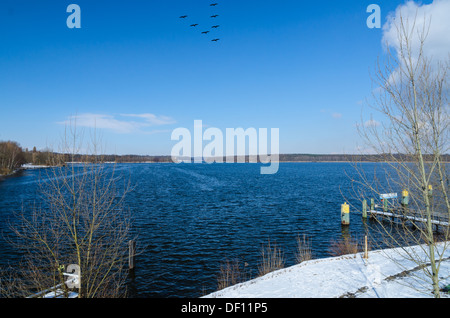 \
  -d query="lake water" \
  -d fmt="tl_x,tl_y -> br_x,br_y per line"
0,162 -> 392,297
